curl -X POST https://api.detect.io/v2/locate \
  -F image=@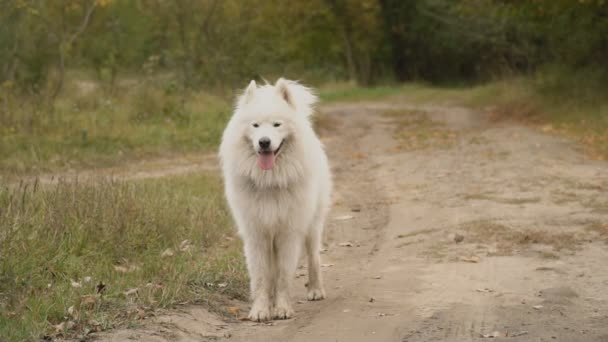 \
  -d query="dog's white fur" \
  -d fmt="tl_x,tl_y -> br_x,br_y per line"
219,78 -> 331,321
